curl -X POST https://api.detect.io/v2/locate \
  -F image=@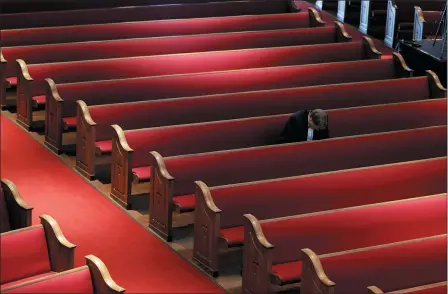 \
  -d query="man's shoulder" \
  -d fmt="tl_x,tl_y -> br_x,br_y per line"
291,110 -> 308,120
